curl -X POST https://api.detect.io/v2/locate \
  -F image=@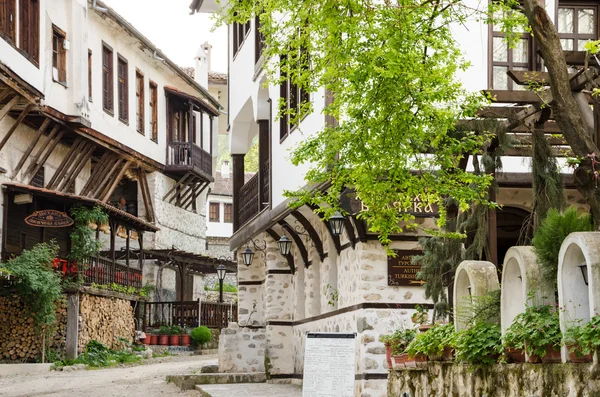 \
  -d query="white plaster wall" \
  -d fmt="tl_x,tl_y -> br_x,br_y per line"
206,194 -> 233,237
